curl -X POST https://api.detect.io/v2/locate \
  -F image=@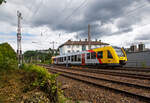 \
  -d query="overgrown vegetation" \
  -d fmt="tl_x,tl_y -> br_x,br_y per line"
0,43 -> 67,103
0,0 -> 6,5
21,64 -> 59,102
0,43 -> 17,69
21,64 -> 69,103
